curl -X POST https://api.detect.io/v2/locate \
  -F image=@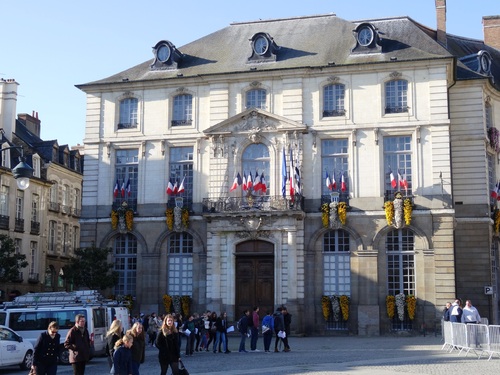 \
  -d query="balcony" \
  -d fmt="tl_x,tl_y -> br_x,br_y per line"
171,119 -> 193,126
30,221 -> 40,235
61,205 -> 71,215
14,218 -> 24,232
0,214 -> 9,230
48,201 -> 60,212
72,207 -> 81,217
202,195 -> 305,213
321,193 -> 350,206
28,273 -> 39,283
385,106 -> 409,114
